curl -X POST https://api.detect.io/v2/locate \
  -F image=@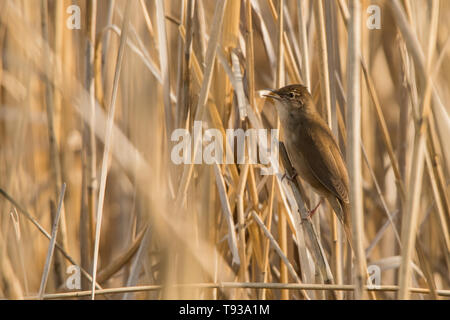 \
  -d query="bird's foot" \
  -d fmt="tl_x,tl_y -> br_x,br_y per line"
281,170 -> 297,183
300,199 -> 323,224
307,199 -> 323,218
